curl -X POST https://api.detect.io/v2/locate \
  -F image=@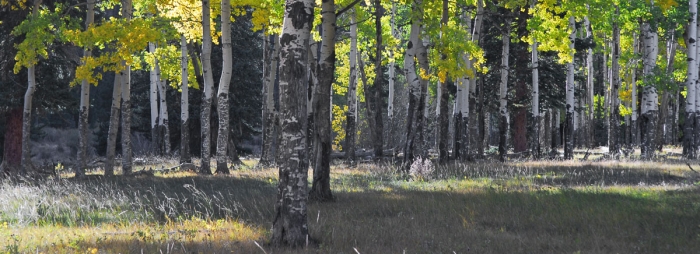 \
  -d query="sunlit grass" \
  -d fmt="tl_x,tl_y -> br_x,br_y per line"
2,157 -> 700,253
